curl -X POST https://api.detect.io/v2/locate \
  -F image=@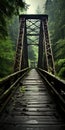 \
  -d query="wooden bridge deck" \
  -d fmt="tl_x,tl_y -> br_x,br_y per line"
0,69 -> 65,130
